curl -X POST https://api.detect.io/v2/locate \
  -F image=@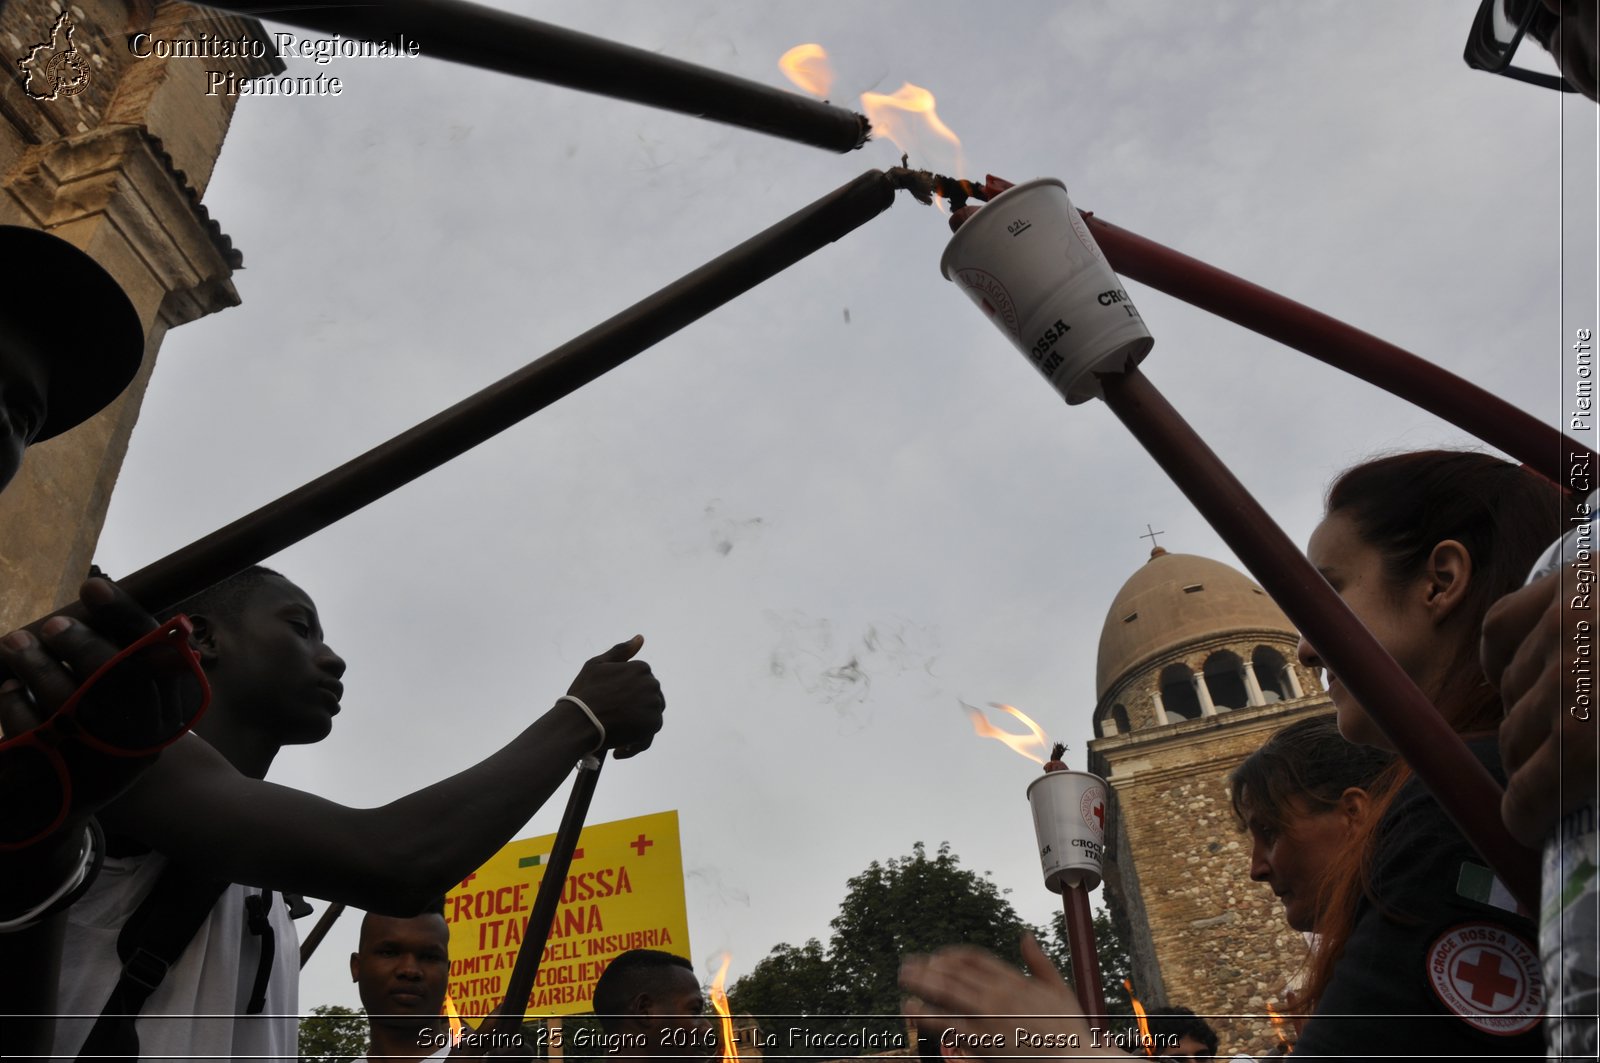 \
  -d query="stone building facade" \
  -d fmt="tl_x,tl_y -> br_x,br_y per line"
1087,547 -> 1333,1056
0,0 -> 279,625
